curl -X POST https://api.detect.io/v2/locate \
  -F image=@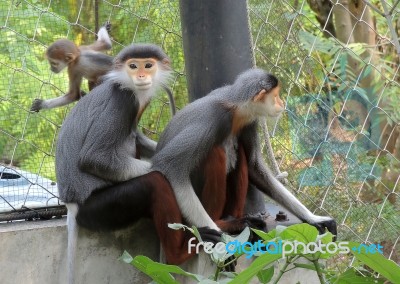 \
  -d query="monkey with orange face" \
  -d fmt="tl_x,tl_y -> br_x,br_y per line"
55,43 -> 181,284
152,68 -> 337,236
